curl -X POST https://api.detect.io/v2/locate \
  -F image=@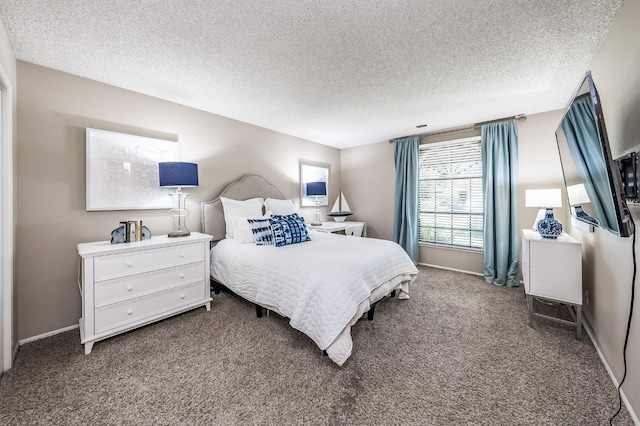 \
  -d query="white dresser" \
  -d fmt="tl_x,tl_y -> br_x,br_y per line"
77,232 -> 213,354
521,229 -> 582,339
